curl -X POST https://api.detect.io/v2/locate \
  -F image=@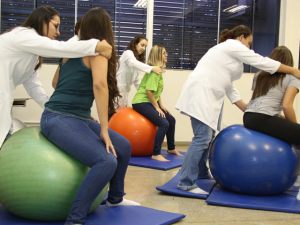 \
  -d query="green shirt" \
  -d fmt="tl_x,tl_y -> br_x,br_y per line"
45,58 -> 94,120
132,70 -> 164,104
